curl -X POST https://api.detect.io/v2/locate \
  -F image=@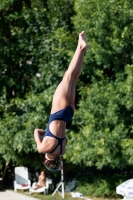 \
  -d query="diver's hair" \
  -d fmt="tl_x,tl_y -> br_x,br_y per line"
44,156 -> 61,171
